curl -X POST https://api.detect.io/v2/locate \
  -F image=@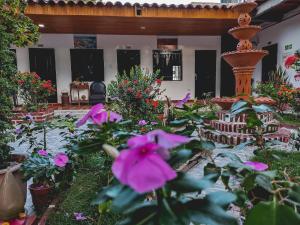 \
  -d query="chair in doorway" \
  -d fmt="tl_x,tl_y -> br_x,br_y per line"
89,81 -> 106,105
